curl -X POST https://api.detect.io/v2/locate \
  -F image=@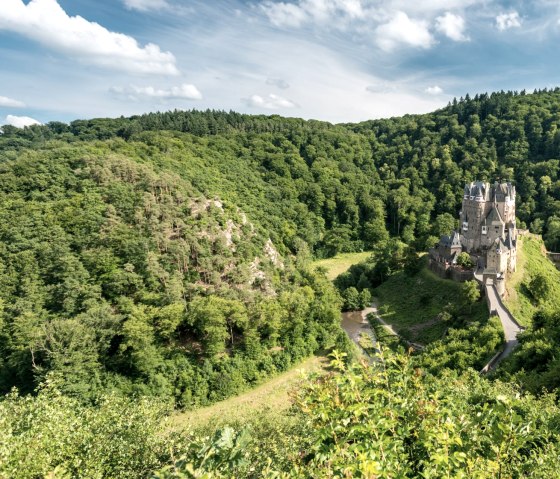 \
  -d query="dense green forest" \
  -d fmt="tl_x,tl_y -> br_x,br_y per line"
0,143 -> 347,405
3,88 -> 560,476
